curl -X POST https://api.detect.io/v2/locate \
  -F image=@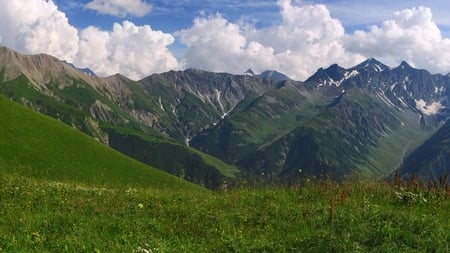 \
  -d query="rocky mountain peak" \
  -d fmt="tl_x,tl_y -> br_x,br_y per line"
0,45 -> 101,90
399,60 -> 412,68
244,69 -> 255,76
352,58 -> 388,72
259,70 -> 289,81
